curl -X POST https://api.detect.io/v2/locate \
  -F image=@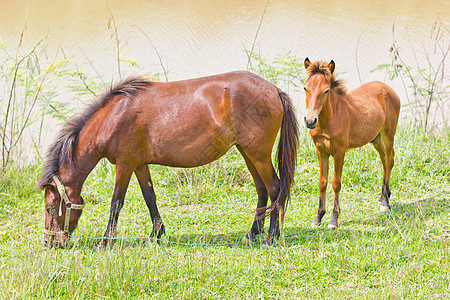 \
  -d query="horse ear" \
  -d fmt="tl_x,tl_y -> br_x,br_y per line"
304,57 -> 311,70
328,60 -> 335,73
43,183 -> 56,191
